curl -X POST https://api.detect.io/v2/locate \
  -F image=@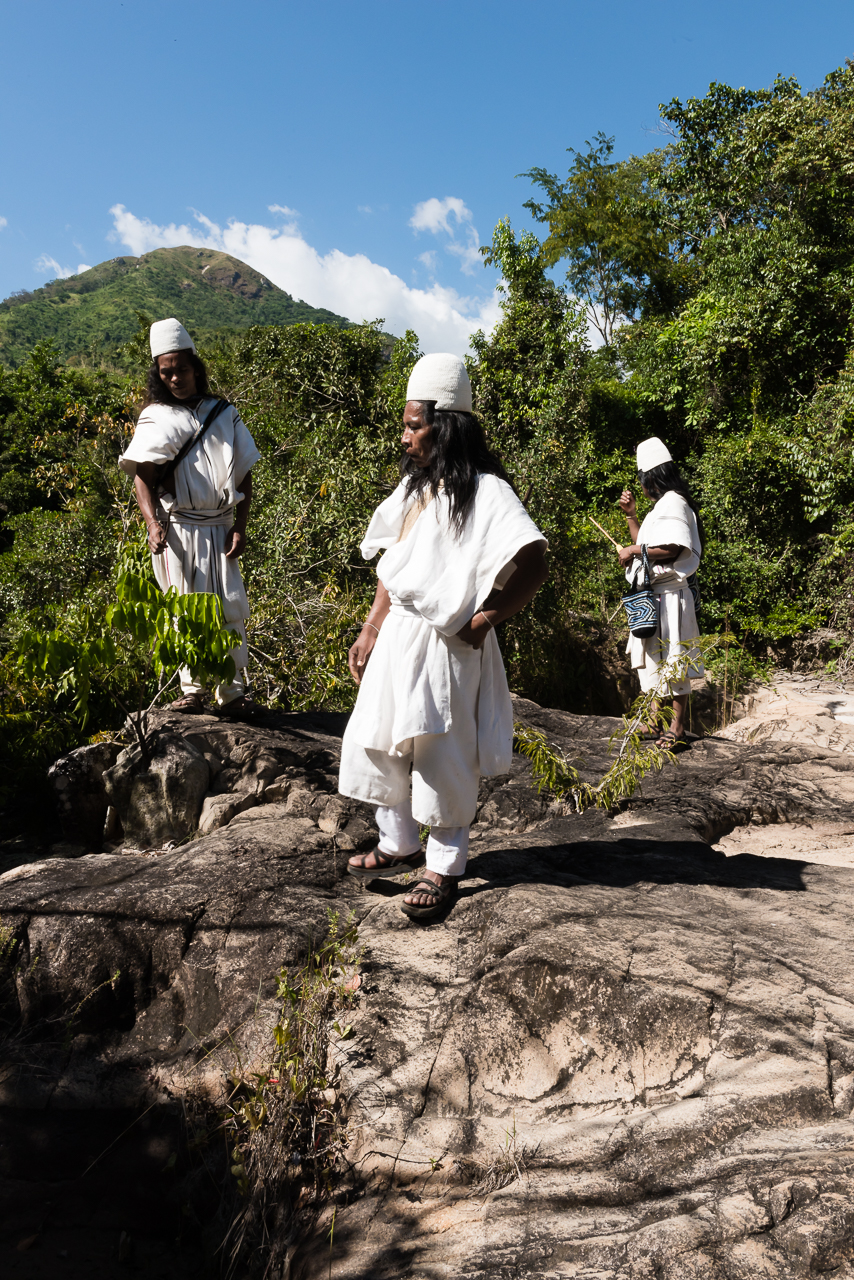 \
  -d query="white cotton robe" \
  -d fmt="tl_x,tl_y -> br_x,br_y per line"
625,490 -> 703,695
339,475 -> 546,826
119,400 -> 260,692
